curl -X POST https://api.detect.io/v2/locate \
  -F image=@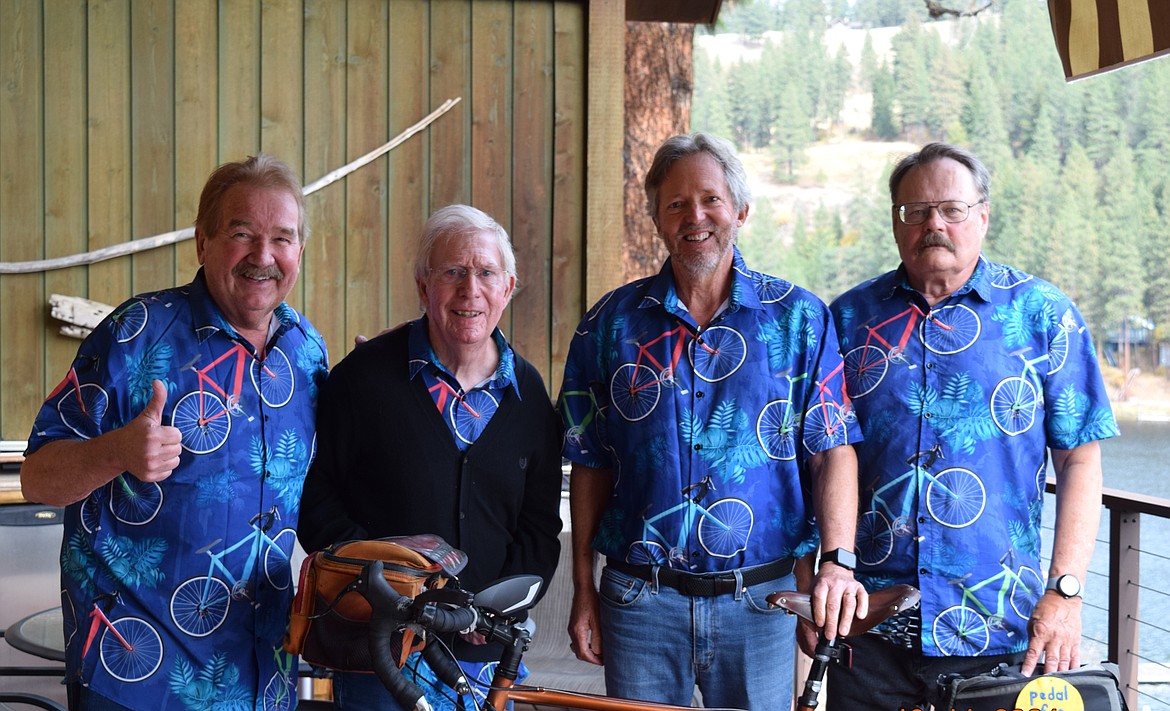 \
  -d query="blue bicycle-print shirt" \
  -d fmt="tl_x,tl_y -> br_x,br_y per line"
830,255 -> 1118,657
560,248 -> 862,572
27,270 -> 328,710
